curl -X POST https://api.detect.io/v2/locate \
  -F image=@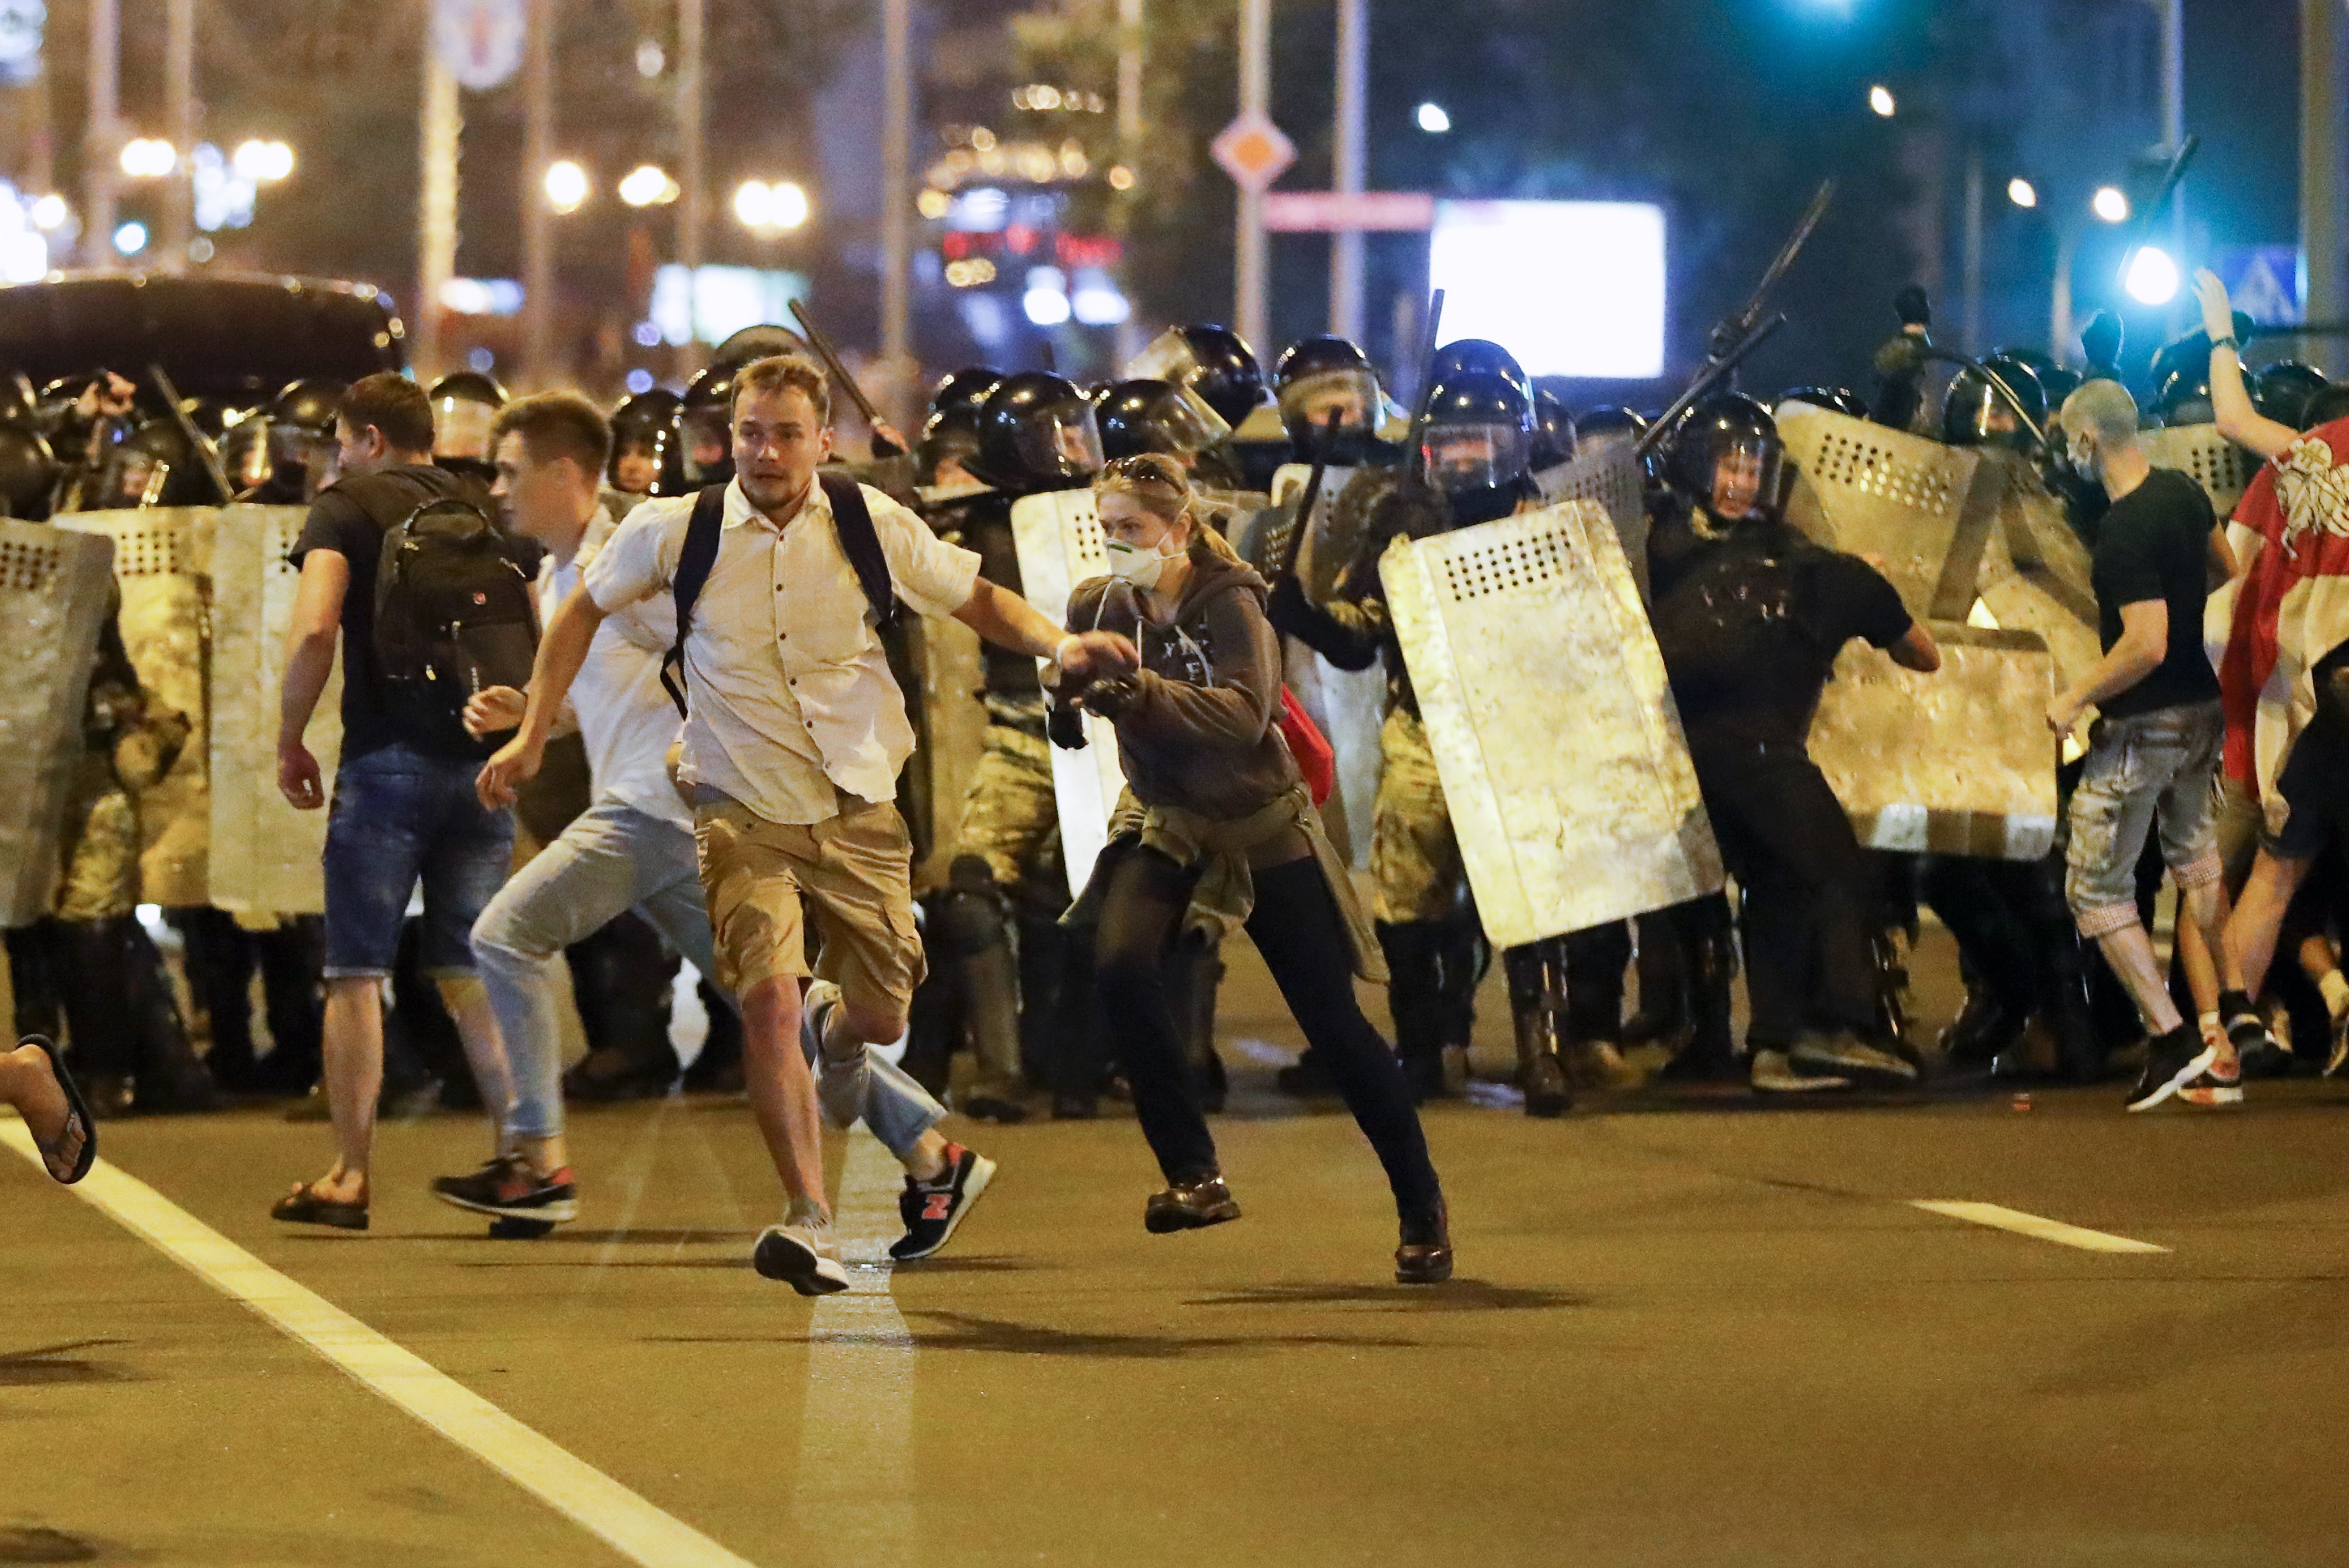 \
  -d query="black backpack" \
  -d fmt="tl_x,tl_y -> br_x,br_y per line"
659,473 -> 898,719
370,484 -> 540,756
